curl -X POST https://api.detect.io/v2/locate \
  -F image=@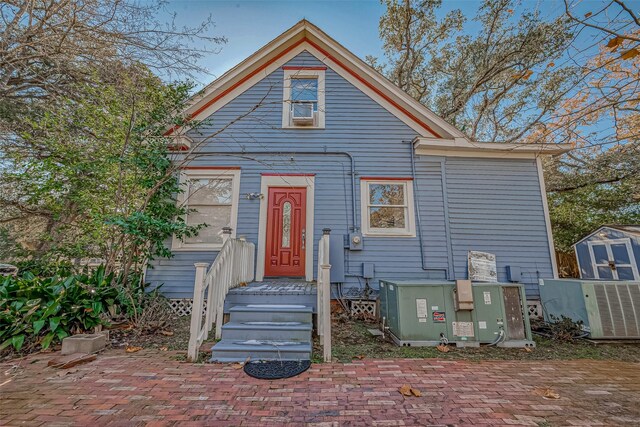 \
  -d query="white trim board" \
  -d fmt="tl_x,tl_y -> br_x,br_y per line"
414,138 -> 572,159
536,157 -> 559,279
255,175 -> 315,282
